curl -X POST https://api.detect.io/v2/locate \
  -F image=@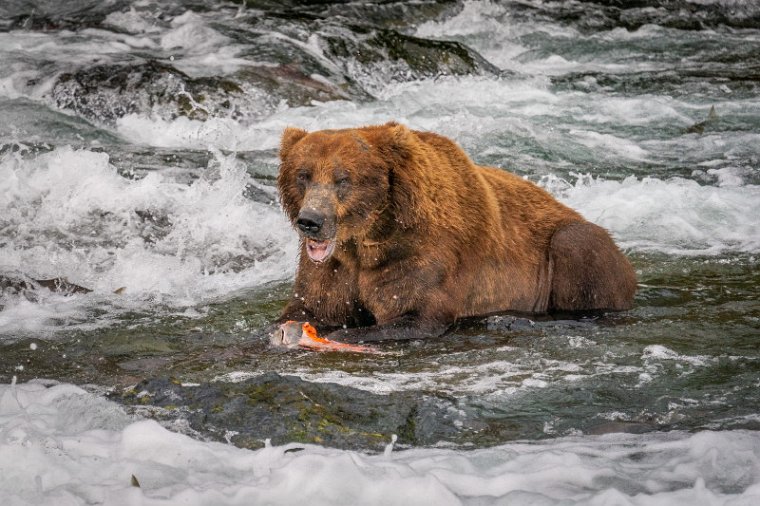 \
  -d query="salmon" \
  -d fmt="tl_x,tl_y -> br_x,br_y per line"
271,320 -> 378,353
